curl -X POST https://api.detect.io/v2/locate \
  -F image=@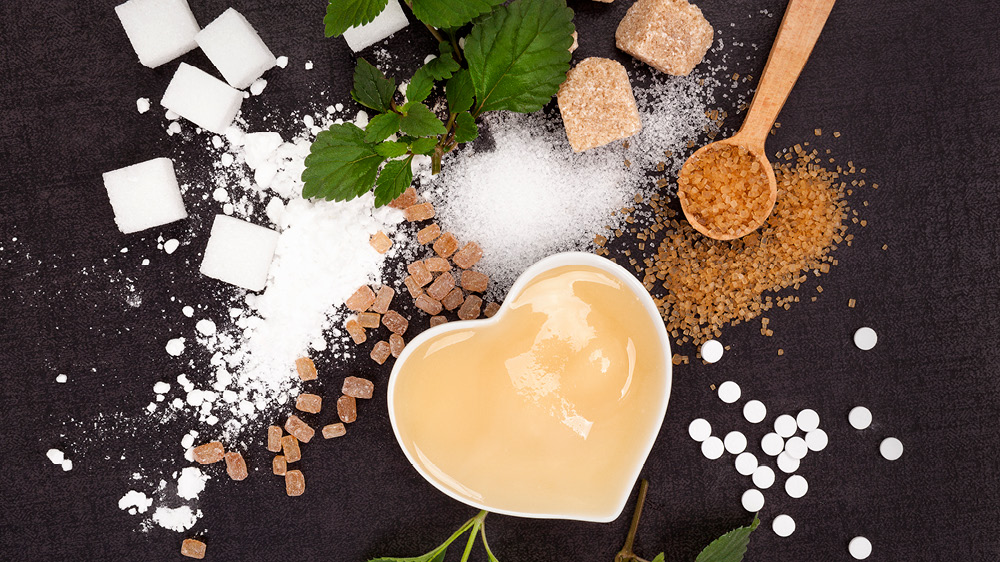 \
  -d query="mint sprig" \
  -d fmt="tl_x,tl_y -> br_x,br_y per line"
325,0 -> 390,38
370,510 -> 496,562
